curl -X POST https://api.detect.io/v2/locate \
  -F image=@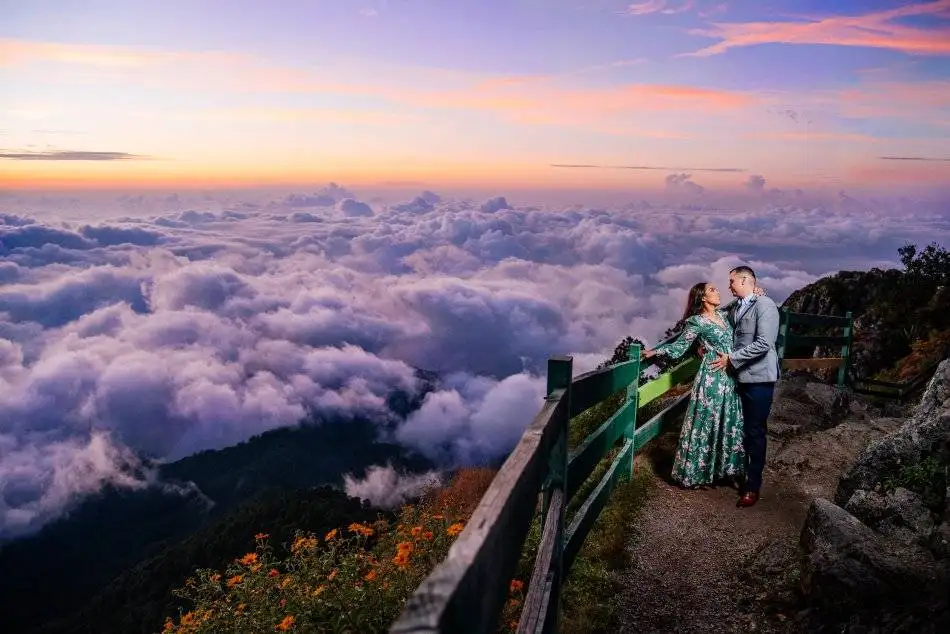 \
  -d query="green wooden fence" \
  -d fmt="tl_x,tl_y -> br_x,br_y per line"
389,310 -> 854,634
